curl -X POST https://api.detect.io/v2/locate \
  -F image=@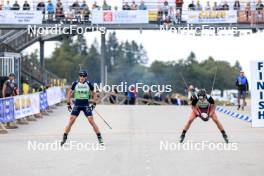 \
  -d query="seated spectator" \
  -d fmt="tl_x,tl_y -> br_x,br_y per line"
222,1 -> 229,10
102,0 -> 111,10
80,0 -> 88,9
143,90 -> 152,105
47,0 -> 55,21
163,16 -> 172,26
123,2 -> 130,10
23,0 -> 30,10
256,0 -> 264,11
4,1 -> 11,10
233,0 -> 240,10
37,0 -> 46,15
162,1 -> 170,17
188,1 -> 195,11
154,92 -> 162,102
12,1 -> 20,10
139,0 -> 147,10
131,1 -> 138,10
196,1 -> 202,11
92,1 -> 100,10
205,1 -> 211,11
